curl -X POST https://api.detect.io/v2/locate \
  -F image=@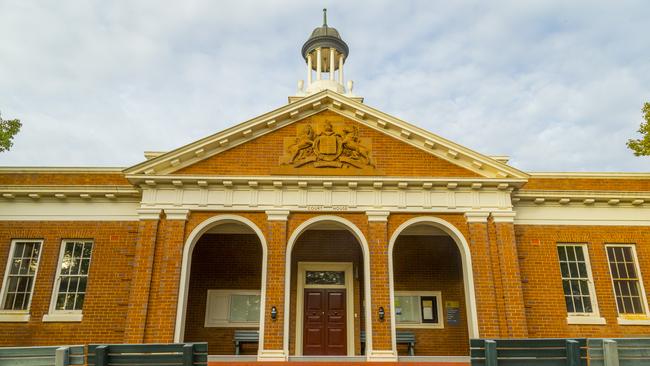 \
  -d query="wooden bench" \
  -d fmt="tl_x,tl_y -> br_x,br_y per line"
87,343 -> 207,366
0,345 -> 84,366
360,331 -> 416,356
234,330 -> 260,355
